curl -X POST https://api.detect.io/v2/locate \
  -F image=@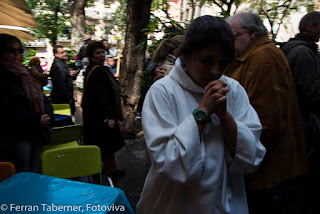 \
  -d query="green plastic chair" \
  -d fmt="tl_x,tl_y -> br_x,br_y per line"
44,124 -> 82,151
52,103 -> 72,116
41,146 -> 103,183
